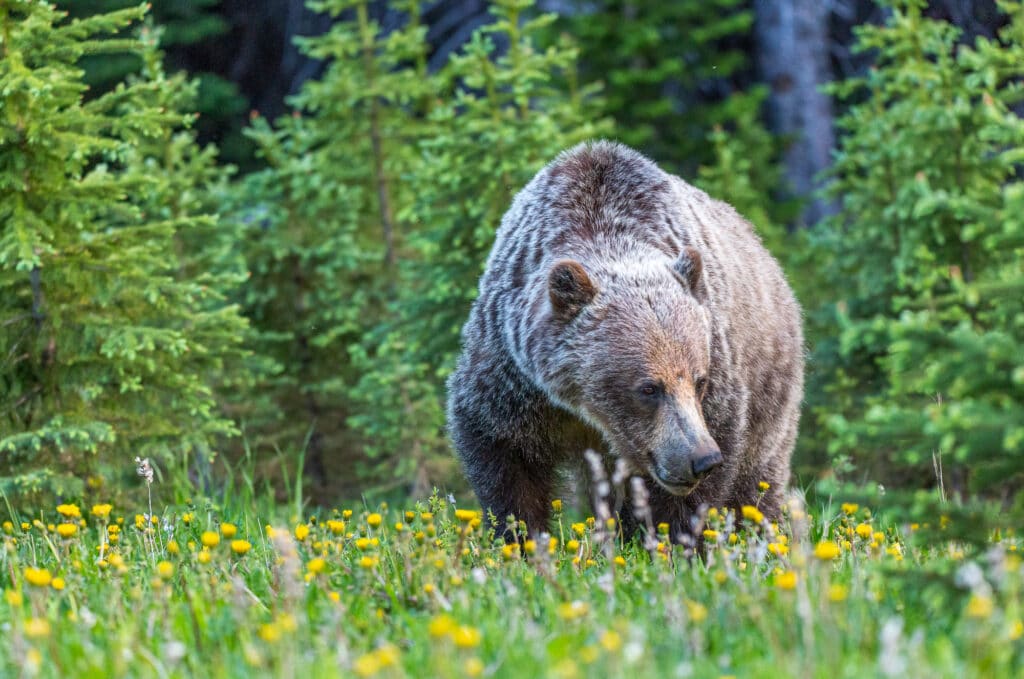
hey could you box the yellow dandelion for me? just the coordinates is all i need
[24,567,52,588]
[966,594,994,619]
[327,520,346,535]
[828,584,848,602]
[657,522,670,535]
[167,540,180,555]
[1008,619,1023,641]
[551,499,563,512]
[741,506,764,524]
[429,614,456,638]
[56,523,78,539]
[51,578,66,591]
[157,561,174,580]
[56,504,81,518]
[367,513,383,528]
[841,503,859,516]
[307,557,327,574]
[5,589,23,606]
[758,481,771,492]
[221,523,238,538]
[452,625,482,648]
[91,504,113,519]
[359,555,378,569]
[768,542,789,556]
[201,531,220,548]
[24,617,50,639]
[572,522,586,537]
[197,550,212,565]
[294,524,310,541]
[775,571,798,590]
[600,629,622,652]
[182,512,193,525]
[464,657,484,678]
[685,599,708,623]
[231,540,252,555]
[454,509,477,523]
[855,523,872,539]
[703,529,719,541]
[566,539,580,552]
[259,622,281,643]
[814,541,841,561]
[614,555,626,567]
[556,601,589,621]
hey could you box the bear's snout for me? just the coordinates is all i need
[652,439,722,494]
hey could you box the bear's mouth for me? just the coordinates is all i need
[649,468,701,496]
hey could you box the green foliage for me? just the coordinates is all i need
[230,0,608,493]
[814,0,1024,537]
[560,0,762,178]
[0,2,250,498]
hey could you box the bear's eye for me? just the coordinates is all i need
[695,376,709,396]
[637,381,662,398]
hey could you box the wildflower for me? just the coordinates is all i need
[24,617,50,639]
[327,520,345,535]
[5,590,23,606]
[359,556,378,569]
[524,540,537,555]
[614,556,626,567]
[702,529,719,541]
[259,623,282,643]
[197,551,211,565]
[308,558,327,574]
[343,510,353,519]
[551,499,563,513]
[966,594,994,619]
[855,523,872,539]
[157,561,174,580]
[452,625,482,648]
[501,544,518,561]
[57,523,78,539]
[355,537,372,551]
[728,533,739,545]
[600,630,622,652]
[231,540,252,556]
[56,504,81,518]
[294,524,310,541]
[775,571,798,590]
[91,504,113,519]
[221,523,238,538]
[20,523,28,531]
[2,522,11,534]
[768,542,789,556]
[566,539,580,552]
[167,540,180,555]
[201,531,220,548]
[841,503,859,516]
[657,522,669,535]
[828,584,848,602]
[429,614,456,637]
[454,509,477,523]
[51,578,66,591]
[741,506,764,524]
[24,567,52,588]
[572,522,586,537]
[814,541,841,561]
[556,601,589,621]
[758,481,770,492]
[685,600,708,623]
[367,513,383,528]
[1009,620,1023,641]
[464,658,484,678]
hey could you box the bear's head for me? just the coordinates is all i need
[548,247,722,494]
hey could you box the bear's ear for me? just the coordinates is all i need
[549,259,597,320]
[671,246,706,301]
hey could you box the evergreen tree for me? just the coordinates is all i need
[559,0,764,181]
[0,2,249,497]
[227,0,434,491]
[816,0,1024,534]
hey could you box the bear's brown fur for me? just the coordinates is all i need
[447,141,804,540]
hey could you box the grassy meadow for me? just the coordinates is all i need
[0,478,1020,678]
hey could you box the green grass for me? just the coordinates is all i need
[0,488,1020,678]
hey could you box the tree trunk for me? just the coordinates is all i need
[754,0,836,227]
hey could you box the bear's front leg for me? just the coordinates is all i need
[454,430,555,540]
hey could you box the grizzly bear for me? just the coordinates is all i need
[447,141,804,541]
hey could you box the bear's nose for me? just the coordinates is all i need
[691,449,723,478]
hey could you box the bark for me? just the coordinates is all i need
[754,0,836,227]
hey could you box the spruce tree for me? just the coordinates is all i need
[816,0,1024,536]
[0,2,249,497]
